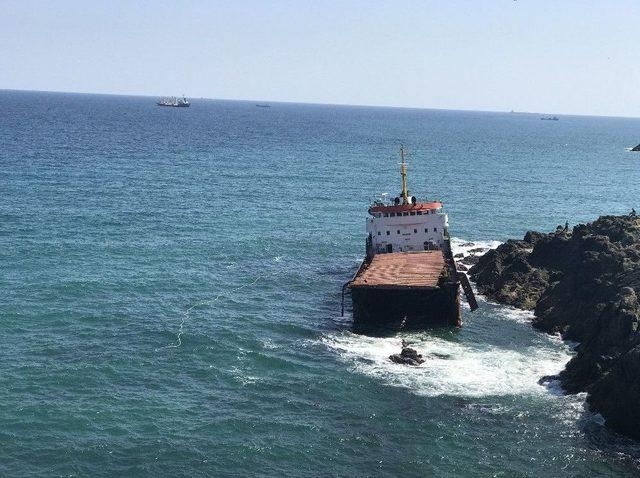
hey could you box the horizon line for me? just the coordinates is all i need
[3,87,640,121]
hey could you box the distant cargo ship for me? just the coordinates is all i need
[157,96,190,107]
[344,148,477,331]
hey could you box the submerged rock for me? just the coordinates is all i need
[469,214,640,439]
[389,347,426,366]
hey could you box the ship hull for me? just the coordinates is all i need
[350,282,461,333]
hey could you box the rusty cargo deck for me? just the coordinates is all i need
[347,250,461,330]
[349,251,448,289]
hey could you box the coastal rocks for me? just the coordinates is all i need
[459,254,481,267]
[469,214,640,439]
[389,346,426,366]
[469,238,549,309]
[588,344,640,438]
[631,143,640,152]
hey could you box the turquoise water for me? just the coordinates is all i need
[2,90,640,476]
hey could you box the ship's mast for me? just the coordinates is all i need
[400,146,409,205]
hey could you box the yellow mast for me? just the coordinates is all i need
[400,146,409,205]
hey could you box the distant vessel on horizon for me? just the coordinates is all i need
[255,104,271,108]
[541,115,559,121]
[157,96,190,107]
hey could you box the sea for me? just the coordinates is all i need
[2,89,640,477]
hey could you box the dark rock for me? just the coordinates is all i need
[588,344,640,439]
[469,238,548,309]
[389,347,426,366]
[454,253,464,258]
[460,254,480,266]
[524,230,546,245]
[457,263,468,272]
[632,143,640,152]
[469,214,640,439]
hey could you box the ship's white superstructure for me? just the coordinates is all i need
[365,147,448,255]
[366,203,448,253]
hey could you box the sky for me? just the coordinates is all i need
[2,0,640,116]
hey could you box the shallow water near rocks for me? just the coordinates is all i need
[2,90,640,476]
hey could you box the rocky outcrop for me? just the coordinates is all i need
[469,233,551,309]
[631,143,640,152]
[389,346,426,366]
[469,214,640,439]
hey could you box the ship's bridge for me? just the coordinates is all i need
[365,148,448,255]
[367,201,449,254]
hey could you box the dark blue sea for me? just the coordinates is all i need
[2,89,640,477]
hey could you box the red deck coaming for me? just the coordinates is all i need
[350,251,446,289]
[368,201,442,215]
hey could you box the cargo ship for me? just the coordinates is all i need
[344,148,477,331]
[157,96,190,107]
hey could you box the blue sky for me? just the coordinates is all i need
[2,0,639,116]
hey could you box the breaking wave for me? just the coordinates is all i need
[321,331,572,398]
[450,236,501,259]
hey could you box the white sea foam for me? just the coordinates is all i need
[492,305,536,324]
[450,236,501,259]
[322,331,572,398]
[260,338,280,350]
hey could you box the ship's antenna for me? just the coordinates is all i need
[400,145,409,205]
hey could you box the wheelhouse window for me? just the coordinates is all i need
[434,227,437,232]
[397,230,400,234]
[386,231,390,235]
[384,213,389,217]
[377,231,381,235]
[417,211,423,215]
[390,213,396,217]
[410,212,416,216]
[413,229,417,233]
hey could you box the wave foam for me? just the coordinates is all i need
[450,237,501,258]
[322,331,572,398]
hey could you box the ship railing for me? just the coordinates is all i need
[341,259,368,316]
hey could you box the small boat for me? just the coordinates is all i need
[157,95,190,107]
[255,104,271,108]
[541,116,559,121]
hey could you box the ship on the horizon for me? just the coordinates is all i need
[157,96,190,107]
[343,148,477,332]
[540,115,558,120]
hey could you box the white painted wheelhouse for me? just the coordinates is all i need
[365,148,449,256]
